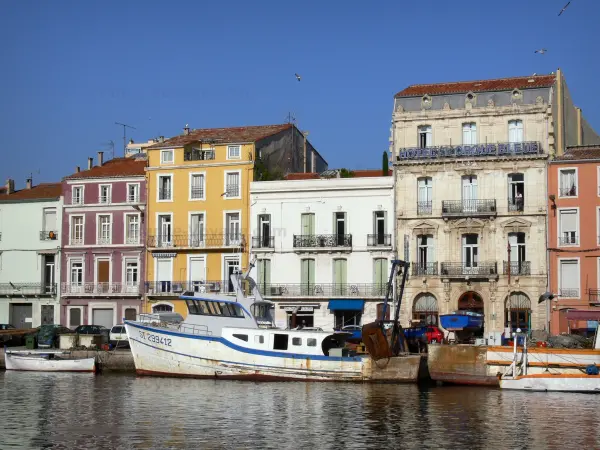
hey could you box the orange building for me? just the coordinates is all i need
[548,146,600,334]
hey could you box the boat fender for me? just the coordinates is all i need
[585,364,599,376]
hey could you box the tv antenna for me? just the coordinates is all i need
[115,122,136,157]
[102,140,116,160]
[285,112,296,124]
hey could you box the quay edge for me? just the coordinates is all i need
[427,344,500,386]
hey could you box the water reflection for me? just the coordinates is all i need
[1,373,599,449]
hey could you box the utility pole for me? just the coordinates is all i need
[115,122,136,157]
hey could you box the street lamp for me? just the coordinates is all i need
[538,291,560,334]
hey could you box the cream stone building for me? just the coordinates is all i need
[391,71,600,336]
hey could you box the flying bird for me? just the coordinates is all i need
[534,49,547,54]
[558,1,571,16]
[295,73,301,82]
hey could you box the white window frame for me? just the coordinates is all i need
[462,122,477,145]
[94,255,113,289]
[160,149,174,165]
[558,257,580,299]
[222,253,242,282]
[156,212,174,248]
[153,256,174,291]
[122,256,140,293]
[223,210,242,246]
[98,184,112,204]
[188,211,206,247]
[156,173,174,202]
[417,125,432,148]
[124,213,141,245]
[189,172,206,201]
[67,305,84,329]
[68,257,85,293]
[557,207,579,247]
[42,207,57,233]
[127,183,140,203]
[558,167,578,199]
[71,185,84,205]
[227,145,241,160]
[508,119,524,143]
[69,214,85,246]
[224,170,242,199]
[96,213,113,245]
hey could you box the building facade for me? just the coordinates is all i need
[0,179,62,327]
[144,124,326,318]
[391,72,599,336]
[248,172,394,330]
[60,153,147,329]
[548,146,600,334]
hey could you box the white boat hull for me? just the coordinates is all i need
[500,374,600,392]
[487,346,600,369]
[125,321,368,381]
[5,354,96,372]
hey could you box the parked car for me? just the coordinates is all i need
[74,325,109,335]
[37,324,73,349]
[109,325,129,347]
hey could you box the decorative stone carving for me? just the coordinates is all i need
[465,101,473,111]
[421,95,432,110]
[443,101,451,111]
[535,96,544,106]
[511,89,523,103]
[395,103,404,112]
[487,98,495,107]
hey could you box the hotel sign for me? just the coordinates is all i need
[397,141,542,160]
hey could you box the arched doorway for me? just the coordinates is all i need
[412,293,438,326]
[505,292,531,332]
[458,291,484,314]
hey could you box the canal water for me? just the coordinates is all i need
[1,373,599,449]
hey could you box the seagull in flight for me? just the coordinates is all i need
[295,73,301,82]
[534,48,547,54]
[558,1,571,16]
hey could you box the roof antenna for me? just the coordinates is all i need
[115,122,136,157]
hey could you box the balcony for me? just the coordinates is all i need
[417,201,432,215]
[441,199,497,218]
[97,237,111,245]
[396,141,543,162]
[367,234,391,247]
[40,230,58,241]
[412,262,438,276]
[440,262,498,278]
[252,236,274,249]
[61,283,142,296]
[258,283,386,298]
[293,234,352,250]
[0,283,57,296]
[588,289,600,305]
[127,194,140,203]
[503,261,531,276]
[559,234,578,246]
[190,187,204,200]
[184,149,215,161]
[147,233,245,249]
[158,188,172,201]
[559,288,579,298]
[146,280,235,296]
[507,197,524,212]
[125,236,140,245]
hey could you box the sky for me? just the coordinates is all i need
[1,0,599,187]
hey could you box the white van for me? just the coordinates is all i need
[109,325,129,348]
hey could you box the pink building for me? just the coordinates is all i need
[60,153,147,329]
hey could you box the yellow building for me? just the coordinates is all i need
[144,123,326,316]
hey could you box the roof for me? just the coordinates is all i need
[395,74,556,98]
[285,169,392,180]
[148,124,293,149]
[553,146,600,162]
[65,157,147,179]
[0,183,61,202]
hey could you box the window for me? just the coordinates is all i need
[373,258,388,295]
[371,211,388,245]
[462,123,477,145]
[233,334,249,342]
[307,338,317,347]
[225,212,241,245]
[559,259,580,298]
[292,337,302,346]
[160,150,174,164]
[508,173,524,212]
[507,233,528,275]
[257,259,271,294]
[559,209,578,245]
[334,212,347,246]
[418,125,432,148]
[153,304,173,313]
[257,214,272,248]
[157,215,172,247]
[127,183,140,203]
[190,174,205,200]
[225,172,240,198]
[508,120,523,144]
[417,177,432,215]
[227,145,241,159]
[125,260,139,291]
[190,214,204,247]
[413,294,438,326]
[72,186,83,205]
[333,259,347,295]
[273,334,289,350]
[125,214,139,245]
[462,234,478,271]
[462,175,478,212]
[97,215,111,245]
[158,175,172,201]
[99,185,111,204]
[559,169,577,197]
[42,208,57,236]
[254,335,265,344]
[300,259,315,295]
[70,260,83,287]
[43,255,55,294]
[69,308,82,328]
[301,213,315,236]
[416,235,435,275]
[70,216,84,245]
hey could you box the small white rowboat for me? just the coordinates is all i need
[5,349,96,373]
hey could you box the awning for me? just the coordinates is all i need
[328,300,365,311]
[565,309,600,321]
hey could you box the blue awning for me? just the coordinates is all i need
[328,300,365,311]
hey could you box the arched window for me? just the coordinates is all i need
[413,293,438,325]
[153,304,173,313]
[505,292,531,331]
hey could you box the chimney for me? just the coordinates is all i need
[75,166,80,173]
[5,179,14,194]
[97,151,104,166]
[88,157,93,170]
[184,125,190,135]
[26,178,32,189]
[159,136,165,143]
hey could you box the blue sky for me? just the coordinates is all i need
[1,0,599,187]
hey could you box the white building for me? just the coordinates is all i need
[249,171,395,330]
[0,179,62,327]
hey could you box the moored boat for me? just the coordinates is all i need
[5,349,96,373]
[439,311,484,331]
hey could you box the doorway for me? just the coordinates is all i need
[224,256,240,293]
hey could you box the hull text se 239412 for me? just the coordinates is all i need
[138,330,172,347]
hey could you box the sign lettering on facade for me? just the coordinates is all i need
[397,142,541,160]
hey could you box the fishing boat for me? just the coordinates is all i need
[439,311,484,331]
[4,349,96,372]
[500,330,600,392]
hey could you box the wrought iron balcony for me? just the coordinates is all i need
[440,262,498,277]
[588,289,600,305]
[442,199,497,217]
[508,197,524,212]
[158,188,171,200]
[559,288,579,298]
[40,230,58,241]
[258,283,386,298]
[367,234,391,247]
[147,233,245,249]
[252,236,274,249]
[61,283,141,296]
[190,187,204,199]
[0,283,57,296]
[411,262,438,276]
[559,234,578,246]
[184,149,215,161]
[293,234,352,249]
[559,186,577,197]
[503,261,531,276]
[146,280,236,296]
[417,201,432,215]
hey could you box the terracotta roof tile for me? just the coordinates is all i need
[395,74,555,98]
[554,146,600,161]
[149,124,293,149]
[65,157,146,179]
[0,183,61,202]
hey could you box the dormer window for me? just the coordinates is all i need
[511,89,523,102]
[465,91,476,106]
[421,95,432,110]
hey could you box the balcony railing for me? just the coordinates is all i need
[559,186,577,197]
[367,234,391,247]
[258,283,387,298]
[396,141,543,161]
[559,234,578,246]
[61,283,141,296]
[146,280,235,296]
[508,197,524,212]
[125,236,140,245]
[559,288,579,298]
[97,236,111,245]
[293,234,352,249]
[40,230,58,241]
[127,194,140,203]
[159,188,172,200]
[588,289,600,305]
[70,237,84,245]
[412,262,438,276]
[147,233,245,248]
[190,187,204,199]
[417,201,432,215]
[0,283,57,296]
[503,261,531,276]
[442,200,497,217]
[440,262,498,277]
[252,236,274,249]
[184,149,215,161]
